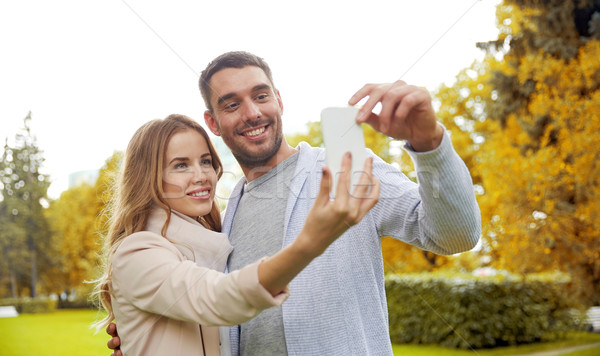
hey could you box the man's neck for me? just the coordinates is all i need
[241,144,298,182]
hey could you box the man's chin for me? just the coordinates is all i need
[232,151,274,169]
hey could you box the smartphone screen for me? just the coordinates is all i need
[320,106,368,196]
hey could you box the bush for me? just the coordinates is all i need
[0,297,58,313]
[385,272,587,349]
[57,298,95,309]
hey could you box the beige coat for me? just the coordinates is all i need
[111,208,288,356]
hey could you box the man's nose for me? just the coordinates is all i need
[241,100,261,121]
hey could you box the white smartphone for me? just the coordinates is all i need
[320,106,368,195]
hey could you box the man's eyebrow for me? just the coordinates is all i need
[252,84,271,92]
[216,84,272,106]
[217,93,235,106]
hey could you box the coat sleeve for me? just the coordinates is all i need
[112,232,289,326]
[371,128,481,255]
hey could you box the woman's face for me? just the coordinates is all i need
[162,129,217,219]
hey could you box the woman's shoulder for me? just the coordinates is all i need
[114,230,182,259]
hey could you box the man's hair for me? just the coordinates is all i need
[199,51,276,113]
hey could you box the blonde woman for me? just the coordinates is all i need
[94,114,379,356]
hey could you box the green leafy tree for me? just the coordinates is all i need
[0,113,51,298]
[0,200,27,298]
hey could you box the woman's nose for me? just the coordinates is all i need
[193,165,208,184]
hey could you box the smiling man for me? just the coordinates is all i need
[203,65,292,178]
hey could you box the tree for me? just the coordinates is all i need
[0,200,27,298]
[435,0,600,304]
[0,113,51,298]
[45,151,121,299]
[45,184,100,297]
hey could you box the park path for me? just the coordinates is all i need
[512,341,600,356]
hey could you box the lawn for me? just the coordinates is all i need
[1,309,599,356]
[392,332,600,355]
[0,308,108,356]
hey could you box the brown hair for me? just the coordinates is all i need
[92,114,223,331]
[199,51,276,113]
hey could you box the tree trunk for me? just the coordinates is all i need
[30,250,37,298]
[10,268,17,298]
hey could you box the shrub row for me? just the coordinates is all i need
[0,297,58,313]
[385,272,587,349]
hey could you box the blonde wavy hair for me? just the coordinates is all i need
[92,114,223,331]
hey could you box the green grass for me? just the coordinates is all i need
[561,347,600,356]
[1,309,599,356]
[0,308,108,356]
[392,332,600,355]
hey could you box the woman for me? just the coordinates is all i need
[93,114,379,355]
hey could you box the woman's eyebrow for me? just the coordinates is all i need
[168,156,189,165]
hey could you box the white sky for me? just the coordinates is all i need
[0,0,500,199]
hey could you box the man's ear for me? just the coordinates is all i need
[204,110,221,136]
[276,90,284,115]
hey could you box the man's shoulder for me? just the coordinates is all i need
[296,141,325,162]
[296,141,324,152]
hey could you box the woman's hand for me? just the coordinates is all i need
[298,152,380,257]
[257,152,379,296]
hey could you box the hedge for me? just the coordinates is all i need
[385,272,587,349]
[0,297,58,313]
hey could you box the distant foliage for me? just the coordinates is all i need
[0,297,57,313]
[45,152,121,300]
[0,113,51,298]
[435,0,600,304]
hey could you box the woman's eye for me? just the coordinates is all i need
[201,159,212,166]
[174,163,187,169]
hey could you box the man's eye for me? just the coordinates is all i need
[224,102,239,111]
[256,93,269,101]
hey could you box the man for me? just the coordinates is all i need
[108,51,480,355]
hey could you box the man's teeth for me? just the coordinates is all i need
[190,191,209,197]
[243,127,265,137]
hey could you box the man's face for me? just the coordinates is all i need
[204,66,284,169]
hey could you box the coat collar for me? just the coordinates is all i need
[146,207,233,271]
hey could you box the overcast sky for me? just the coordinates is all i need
[0,0,500,198]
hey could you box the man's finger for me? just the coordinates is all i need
[107,336,121,350]
[348,83,375,106]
